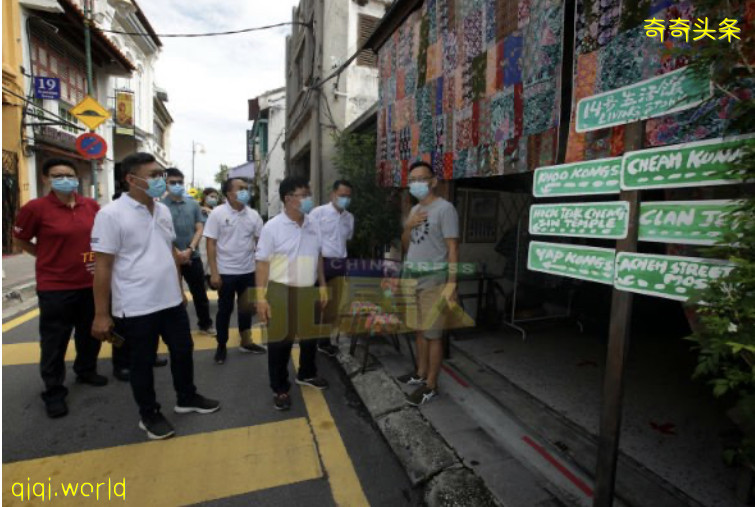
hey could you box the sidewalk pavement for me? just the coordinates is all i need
[2,253,37,318]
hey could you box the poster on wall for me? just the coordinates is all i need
[115,90,134,136]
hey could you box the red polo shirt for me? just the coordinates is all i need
[13,192,100,291]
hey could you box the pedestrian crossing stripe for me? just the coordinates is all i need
[2,418,322,505]
[1,328,263,367]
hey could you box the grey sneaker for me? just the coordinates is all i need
[138,412,175,440]
[200,326,217,336]
[295,377,329,390]
[406,385,437,406]
[397,372,426,385]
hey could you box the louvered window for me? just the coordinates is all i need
[356,14,379,67]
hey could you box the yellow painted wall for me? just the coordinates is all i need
[2,0,30,204]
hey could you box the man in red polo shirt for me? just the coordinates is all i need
[13,158,106,418]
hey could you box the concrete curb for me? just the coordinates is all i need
[2,281,37,318]
[334,344,502,506]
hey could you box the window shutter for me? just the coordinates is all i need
[356,14,379,67]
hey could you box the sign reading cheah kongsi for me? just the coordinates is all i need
[639,200,739,246]
[614,252,735,301]
[529,202,629,239]
[527,241,616,285]
[576,67,710,132]
[621,134,755,190]
[533,157,622,197]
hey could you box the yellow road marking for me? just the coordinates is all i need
[2,308,40,333]
[2,327,264,366]
[2,418,322,505]
[293,349,369,507]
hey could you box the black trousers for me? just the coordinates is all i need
[267,282,326,394]
[182,256,212,330]
[38,288,102,400]
[216,272,255,346]
[114,304,197,417]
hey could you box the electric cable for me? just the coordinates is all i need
[100,21,310,38]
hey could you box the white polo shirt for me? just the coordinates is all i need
[203,203,264,275]
[91,194,182,318]
[255,211,322,287]
[309,202,354,259]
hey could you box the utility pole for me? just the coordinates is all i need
[83,0,98,201]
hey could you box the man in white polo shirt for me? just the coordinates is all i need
[255,176,329,411]
[91,152,220,441]
[204,177,266,364]
[308,180,354,357]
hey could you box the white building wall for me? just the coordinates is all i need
[261,90,287,217]
[343,0,384,126]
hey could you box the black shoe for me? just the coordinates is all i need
[138,411,175,440]
[214,345,227,364]
[273,392,291,411]
[239,343,267,354]
[295,377,329,390]
[44,398,68,418]
[174,394,221,414]
[154,357,168,367]
[76,373,108,387]
[113,368,130,382]
[317,344,339,357]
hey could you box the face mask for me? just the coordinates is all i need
[51,177,78,194]
[168,183,184,196]
[409,182,430,200]
[300,196,315,214]
[206,197,218,207]
[336,196,351,210]
[133,176,167,198]
[236,190,250,205]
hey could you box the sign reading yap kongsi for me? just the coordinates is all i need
[527,241,616,285]
[529,202,629,239]
[576,66,711,133]
[533,157,622,197]
[621,134,755,190]
[614,252,736,301]
[639,200,740,246]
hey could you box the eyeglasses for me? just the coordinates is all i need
[407,177,433,184]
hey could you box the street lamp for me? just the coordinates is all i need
[191,140,205,188]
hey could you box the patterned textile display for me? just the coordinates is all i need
[376,0,565,186]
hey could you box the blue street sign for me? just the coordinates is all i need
[75,133,108,160]
[33,77,61,100]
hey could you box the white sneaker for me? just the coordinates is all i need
[200,326,217,336]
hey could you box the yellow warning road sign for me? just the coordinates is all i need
[70,95,111,130]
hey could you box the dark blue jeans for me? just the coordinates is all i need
[114,304,196,417]
[181,256,212,330]
[216,272,255,346]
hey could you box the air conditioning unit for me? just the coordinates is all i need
[19,0,63,13]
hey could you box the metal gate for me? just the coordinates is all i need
[3,150,20,254]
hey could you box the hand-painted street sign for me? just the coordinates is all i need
[75,133,108,160]
[528,241,616,285]
[529,202,629,239]
[621,134,755,190]
[70,95,110,130]
[639,200,740,246]
[533,157,622,197]
[576,66,710,132]
[33,77,60,100]
[614,252,735,301]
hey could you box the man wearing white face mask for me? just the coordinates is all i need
[308,180,354,356]
[14,158,105,419]
[204,177,266,364]
[161,168,214,336]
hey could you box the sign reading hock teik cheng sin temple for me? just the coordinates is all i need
[529,202,629,239]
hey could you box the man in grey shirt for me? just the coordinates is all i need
[399,161,460,406]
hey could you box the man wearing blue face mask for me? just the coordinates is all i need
[161,168,214,336]
[204,177,266,364]
[309,180,354,356]
[14,158,105,418]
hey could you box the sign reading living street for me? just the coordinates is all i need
[576,66,710,132]
[614,252,735,301]
[533,157,622,197]
[621,134,755,190]
[639,200,739,246]
[528,241,616,285]
[529,202,629,239]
